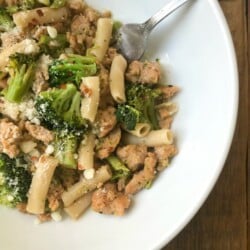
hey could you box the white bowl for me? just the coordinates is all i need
[0,1,238,249]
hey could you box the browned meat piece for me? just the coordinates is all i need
[47,181,64,212]
[71,15,91,34]
[98,65,114,107]
[95,106,117,138]
[116,145,148,172]
[125,152,157,195]
[157,106,174,129]
[85,7,100,23]
[25,121,54,144]
[159,85,180,99]
[0,119,22,158]
[58,168,80,190]
[0,78,7,89]
[1,29,25,48]
[68,11,97,54]
[37,213,51,222]
[102,47,118,68]
[126,61,161,84]
[16,203,27,213]
[96,127,121,159]
[154,145,178,171]
[91,183,131,216]
[159,116,173,129]
[67,0,86,12]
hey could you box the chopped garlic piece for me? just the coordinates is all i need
[45,145,54,155]
[51,211,62,222]
[47,26,57,39]
[84,168,95,180]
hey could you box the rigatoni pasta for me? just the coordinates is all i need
[13,7,69,29]
[62,165,112,207]
[77,133,95,170]
[109,54,127,103]
[26,155,59,214]
[89,18,113,61]
[80,76,100,123]
[123,129,174,147]
[64,192,93,219]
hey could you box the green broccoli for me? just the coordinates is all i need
[7,0,66,13]
[4,53,39,103]
[53,131,79,169]
[35,84,88,168]
[0,7,14,32]
[38,34,69,58]
[35,84,87,134]
[48,54,97,87]
[116,104,141,130]
[116,84,161,130]
[106,155,131,181]
[0,153,32,207]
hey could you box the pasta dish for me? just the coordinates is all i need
[0,0,178,222]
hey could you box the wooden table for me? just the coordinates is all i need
[164,1,249,249]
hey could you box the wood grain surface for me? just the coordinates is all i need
[164,1,249,249]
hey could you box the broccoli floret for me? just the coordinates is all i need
[118,84,161,130]
[38,34,69,58]
[6,0,65,12]
[53,131,78,169]
[116,104,141,130]
[35,84,88,169]
[48,54,97,87]
[35,83,88,134]
[0,153,32,207]
[50,0,66,8]
[0,7,14,32]
[106,155,131,181]
[4,53,39,103]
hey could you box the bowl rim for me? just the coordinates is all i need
[156,0,239,248]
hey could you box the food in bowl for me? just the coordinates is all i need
[0,0,178,222]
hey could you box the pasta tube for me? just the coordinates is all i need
[78,134,95,170]
[126,123,151,137]
[109,54,127,103]
[123,129,174,147]
[62,165,112,207]
[13,7,69,29]
[26,155,59,214]
[64,192,93,220]
[80,76,100,123]
[89,18,113,61]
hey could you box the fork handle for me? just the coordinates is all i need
[143,0,191,33]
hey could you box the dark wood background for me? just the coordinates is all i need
[164,1,249,249]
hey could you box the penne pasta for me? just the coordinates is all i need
[109,54,127,103]
[89,18,113,61]
[126,123,151,137]
[80,76,100,123]
[123,129,174,147]
[0,39,39,70]
[78,133,95,170]
[62,165,112,207]
[13,7,69,29]
[64,192,93,219]
[26,155,59,214]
